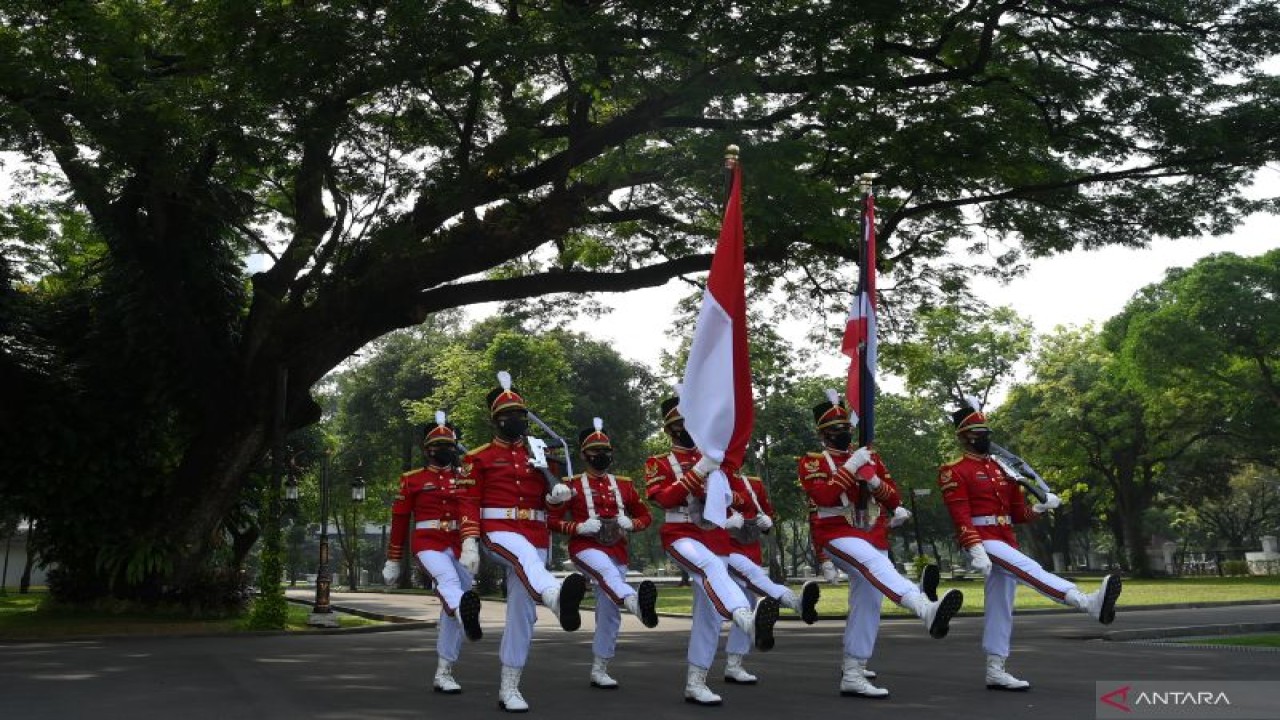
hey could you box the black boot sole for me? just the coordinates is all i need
[638,579,659,628]
[684,697,723,706]
[800,581,820,625]
[724,675,758,685]
[1098,574,1122,625]
[558,573,587,632]
[929,589,964,639]
[459,590,483,641]
[433,686,461,694]
[987,684,1032,692]
[754,596,781,651]
[920,563,941,602]
[498,701,529,713]
[840,690,890,699]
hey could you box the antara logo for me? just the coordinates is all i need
[1099,684,1232,712]
[1100,685,1132,713]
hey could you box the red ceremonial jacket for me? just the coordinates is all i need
[727,474,773,564]
[938,452,1038,549]
[798,447,901,552]
[387,465,479,559]
[644,446,732,555]
[458,437,565,549]
[550,471,653,564]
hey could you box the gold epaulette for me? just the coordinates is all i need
[805,451,825,459]
[615,475,633,483]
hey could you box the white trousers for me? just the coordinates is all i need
[981,539,1077,658]
[725,552,789,656]
[571,547,636,659]
[825,535,919,606]
[667,537,749,669]
[844,549,887,662]
[416,548,475,663]
[482,531,556,668]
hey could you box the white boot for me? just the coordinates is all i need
[626,579,660,627]
[498,665,529,712]
[590,656,618,689]
[904,588,963,639]
[1067,574,1122,624]
[840,656,889,698]
[985,654,1031,691]
[541,573,587,631]
[433,658,462,694]
[684,664,722,705]
[731,597,781,651]
[723,653,758,684]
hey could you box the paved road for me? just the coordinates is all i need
[2,597,1277,720]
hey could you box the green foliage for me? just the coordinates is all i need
[1222,560,1250,577]
[5,0,1280,606]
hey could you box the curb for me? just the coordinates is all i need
[284,597,435,629]
[1103,621,1280,642]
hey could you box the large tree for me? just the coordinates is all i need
[4,1,1279,599]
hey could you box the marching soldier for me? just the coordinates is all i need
[645,396,782,706]
[382,413,483,694]
[721,470,820,684]
[802,392,941,696]
[458,373,588,713]
[940,405,1122,691]
[550,418,660,689]
[800,393,965,698]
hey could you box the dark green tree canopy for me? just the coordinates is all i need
[4,0,1279,597]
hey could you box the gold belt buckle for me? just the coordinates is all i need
[517,508,531,521]
[998,516,1010,526]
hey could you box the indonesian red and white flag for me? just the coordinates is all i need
[842,192,877,445]
[679,162,754,527]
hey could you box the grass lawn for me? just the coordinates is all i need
[1170,634,1280,648]
[647,575,1280,617]
[0,590,378,640]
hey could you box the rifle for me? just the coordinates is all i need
[525,410,573,492]
[989,442,1052,505]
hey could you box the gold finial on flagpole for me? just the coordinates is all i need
[857,172,878,195]
[725,144,740,167]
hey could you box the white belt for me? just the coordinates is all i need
[971,515,1011,527]
[415,519,457,530]
[815,507,851,519]
[665,510,693,522]
[482,507,547,522]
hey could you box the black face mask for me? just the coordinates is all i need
[970,435,992,454]
[497,416,528,440]
[429,447,458,467]
[585,453,613,472]
[826,431,853,451]
[672,429,695,448]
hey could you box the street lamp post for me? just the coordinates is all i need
[293,451,364,627]
[908,487,932,559]
[348,468,366,591]
[309,452,339,628]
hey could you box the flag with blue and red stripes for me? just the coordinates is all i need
[841,192,877,446]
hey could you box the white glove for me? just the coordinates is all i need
[723,511,745,529]
[381,559,401,585]
[821,560,838,583]
[1032,492,1061,513]
[546,483,573,505]
[576,517,602,536]
[616,515,634,531]
[967,544,992,576]
[693,455,719,477]
[844,446,873,471]
[755,514,774,531]
[459,538,480,574]
[888,506,912,528]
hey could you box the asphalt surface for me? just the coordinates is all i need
[2,592,1278,720]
